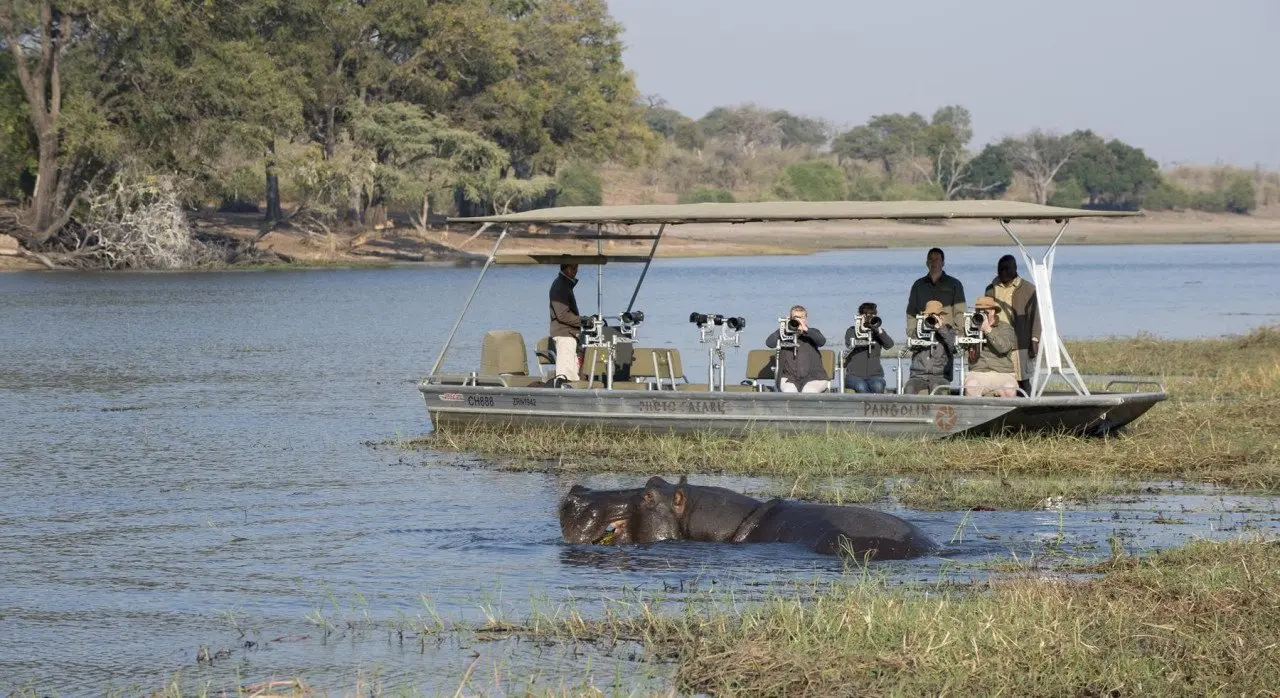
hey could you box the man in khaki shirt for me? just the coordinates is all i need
[984,255,1042,396]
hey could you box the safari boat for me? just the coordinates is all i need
[419,201,1167,438]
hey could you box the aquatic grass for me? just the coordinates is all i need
[526,538,1280,697]
[407,329,1280,504]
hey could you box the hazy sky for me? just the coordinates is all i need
[609,0,1279,167]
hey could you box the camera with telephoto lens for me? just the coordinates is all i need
[851,314,882,346]
[777,316,801,347]
[622,310,644,325]
[909,313,939,348]
[579,314,606,344]
[725,316,746,331]
[964,311,984,337]
[689,312,725,327]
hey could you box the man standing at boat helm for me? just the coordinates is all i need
[985,254,1041,396]
[905,247,965,339]
[549,263,582,382]
[964,295,1019,397]
[765,305,830,393]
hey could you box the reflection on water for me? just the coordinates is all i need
[1,245,1278,693]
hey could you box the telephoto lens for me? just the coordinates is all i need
[711,314,725,326]
[924,315,940,329]
[968,313,984,332]
[787,317,802,331]
[623,310,644,324]
[867,315,882,329]
[727,316,747,331]
[689,312,708,326]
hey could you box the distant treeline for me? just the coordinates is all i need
[631,101,1271,214]
[0,1,1271,268]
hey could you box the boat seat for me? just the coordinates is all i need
[820,349,837,380]
[742,349,777,391]
[722,385,755,393]
[481,330,530,376]
[675,383,711,392]
[535,336,556,376]
[501,375,544,388]
[630,348,686,389]
[608,381,650,390]
[581,346,636,387]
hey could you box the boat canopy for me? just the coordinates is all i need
[449,200,1140,226]
[494,254,653,265]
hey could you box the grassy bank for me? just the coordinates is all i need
[411,327,1280,508]
[546,538,1279,696]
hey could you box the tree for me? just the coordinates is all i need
[772,110,830,149]
[775,161,845,201]
[1055,132,1159,209]
[349,101,508,227]
[699,104,784,156]
[832,112,927,178]
[1004,130,1085,205]
[1,0,300,247]
[962,143,1013,199]
[905,105,975,200]
[1,0,76,240]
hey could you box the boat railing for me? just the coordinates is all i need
[1103,378,1167,394]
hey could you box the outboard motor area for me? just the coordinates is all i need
[690,312,746,391]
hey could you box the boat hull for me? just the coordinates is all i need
[418,382,1167,438]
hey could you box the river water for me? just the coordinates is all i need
[1,243,1278,694]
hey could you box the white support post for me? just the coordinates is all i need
[998,219,1089,398]
[429,223,503,376]
[596,223,603,314]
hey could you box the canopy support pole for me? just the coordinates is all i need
[626,224,665,313]
[998,219,1088,398]
[596,224,603,313]
[429,223,504,376]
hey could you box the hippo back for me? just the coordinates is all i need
[737,500,936,559]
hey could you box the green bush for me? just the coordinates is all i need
[1221,174,1257,214]
[846,176,887,201]
[554,162,603,207]
[775,161,845,201]
[1048,179,1086,208]
[678,187,735,204]
[1141,179,1189,210]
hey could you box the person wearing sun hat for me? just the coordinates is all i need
[964,295,1019,397]
[904,299,957,395]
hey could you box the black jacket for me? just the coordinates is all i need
[549,273,580,338]
[765,327,828,389]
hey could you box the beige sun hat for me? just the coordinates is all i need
[974,296,999,311]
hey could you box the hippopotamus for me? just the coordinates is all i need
[559,476,936,560]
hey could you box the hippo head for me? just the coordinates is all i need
[558,478,686,546]
[558,484,642,545]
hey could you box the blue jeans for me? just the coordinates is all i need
[844,375,887,393]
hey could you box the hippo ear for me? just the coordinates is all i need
[569,484,588,494]
[678,475,688,486]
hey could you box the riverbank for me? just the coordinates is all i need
[3,206,1279,271]
[532,538,1280,697]
[411,327,1280,510]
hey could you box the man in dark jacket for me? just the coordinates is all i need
[765,305,830,393]
[904,300,957,395]
[549,263,581,381]
[905,247,965,340]
[842,301,894,393]
[984,255,1041,396]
